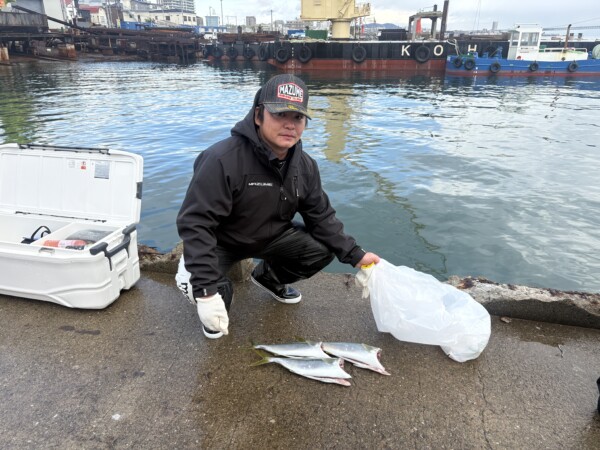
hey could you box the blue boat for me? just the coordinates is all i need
[446,24,600,77]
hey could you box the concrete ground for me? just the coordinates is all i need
[1,271,599,449]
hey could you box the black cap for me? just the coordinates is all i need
[258,74,311,119]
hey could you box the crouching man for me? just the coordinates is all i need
[176,74,379,338]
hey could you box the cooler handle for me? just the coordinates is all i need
[89,224,137,270]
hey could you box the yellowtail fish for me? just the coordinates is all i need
[252,341,330,359]
[251,350,352,386]
[321,342,390,376]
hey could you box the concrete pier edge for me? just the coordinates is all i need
[139,244,600,330]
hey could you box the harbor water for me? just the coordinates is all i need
[1,60,599,293]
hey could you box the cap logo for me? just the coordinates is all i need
[277,83,304,103]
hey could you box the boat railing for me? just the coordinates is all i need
[447,39,501,59]
[539,47,588,55]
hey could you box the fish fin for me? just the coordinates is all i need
[249,348,272,366]
[351,361,391,376]
[304,375,352,386]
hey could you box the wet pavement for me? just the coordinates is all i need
[1,271,599,449]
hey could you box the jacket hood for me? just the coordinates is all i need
[230,88,263,148]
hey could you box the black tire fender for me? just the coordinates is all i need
[529,62,539,72]
[490,62,501,73]
[258,45,269,61]
[227,46,238,60]
[275,46,290,63]
[351,45,367,63]
[414,45,431,63]
[452,56,463,68]
[464,59,475,70]
[298,45,312,63]
[212,46,223,59]
[243,47,255,60]
[567,61,579,72]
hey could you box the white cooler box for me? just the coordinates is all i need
[0,143,144,309]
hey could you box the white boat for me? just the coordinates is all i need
[446,24,600,76]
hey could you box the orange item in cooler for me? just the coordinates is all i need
[42,239,87,250]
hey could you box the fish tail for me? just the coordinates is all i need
[249,348,272,366]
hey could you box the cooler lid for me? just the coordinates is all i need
[0,143,143,224]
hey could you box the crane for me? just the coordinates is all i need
[300,0,370,39]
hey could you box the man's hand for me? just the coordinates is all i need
[196,293,229,335]
[355,253,380,299]
[355,252,381,268]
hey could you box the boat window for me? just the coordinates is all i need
[520,32,539,46]
[510,31,519,46]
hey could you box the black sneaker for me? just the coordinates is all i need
[251,273,302,304]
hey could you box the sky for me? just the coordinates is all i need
[196,0,600,35]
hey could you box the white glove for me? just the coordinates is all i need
[355,264,375,299]
[196,293,229,335]
[175,255,195,305]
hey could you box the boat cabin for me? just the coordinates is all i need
[507,24,588,62]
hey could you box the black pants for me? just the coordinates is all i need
[215,223,334,300]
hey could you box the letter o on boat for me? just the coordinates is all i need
[567,61,579,72]
[489,62,501,73]
[529,62,539,72]
[351,45,367,63]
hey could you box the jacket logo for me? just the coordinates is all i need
[277,83,303,103]
[248,182,273,187]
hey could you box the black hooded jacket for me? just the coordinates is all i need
[177,90,365,298]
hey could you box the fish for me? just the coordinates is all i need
[251,350,352,386]
[252,340,330,359]
[321,342,390,376]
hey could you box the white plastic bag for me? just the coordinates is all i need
[357,259,491,362]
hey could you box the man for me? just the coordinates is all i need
[176,74,380,338]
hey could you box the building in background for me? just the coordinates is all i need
[127,8,196,26]
[272,18,283,32]
[78,4,108,26]
[205,14,218,26]
[161,0,194,14]
[245,15,255,27]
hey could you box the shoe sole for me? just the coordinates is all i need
[203,326,224,339]
[251,276,302,304]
